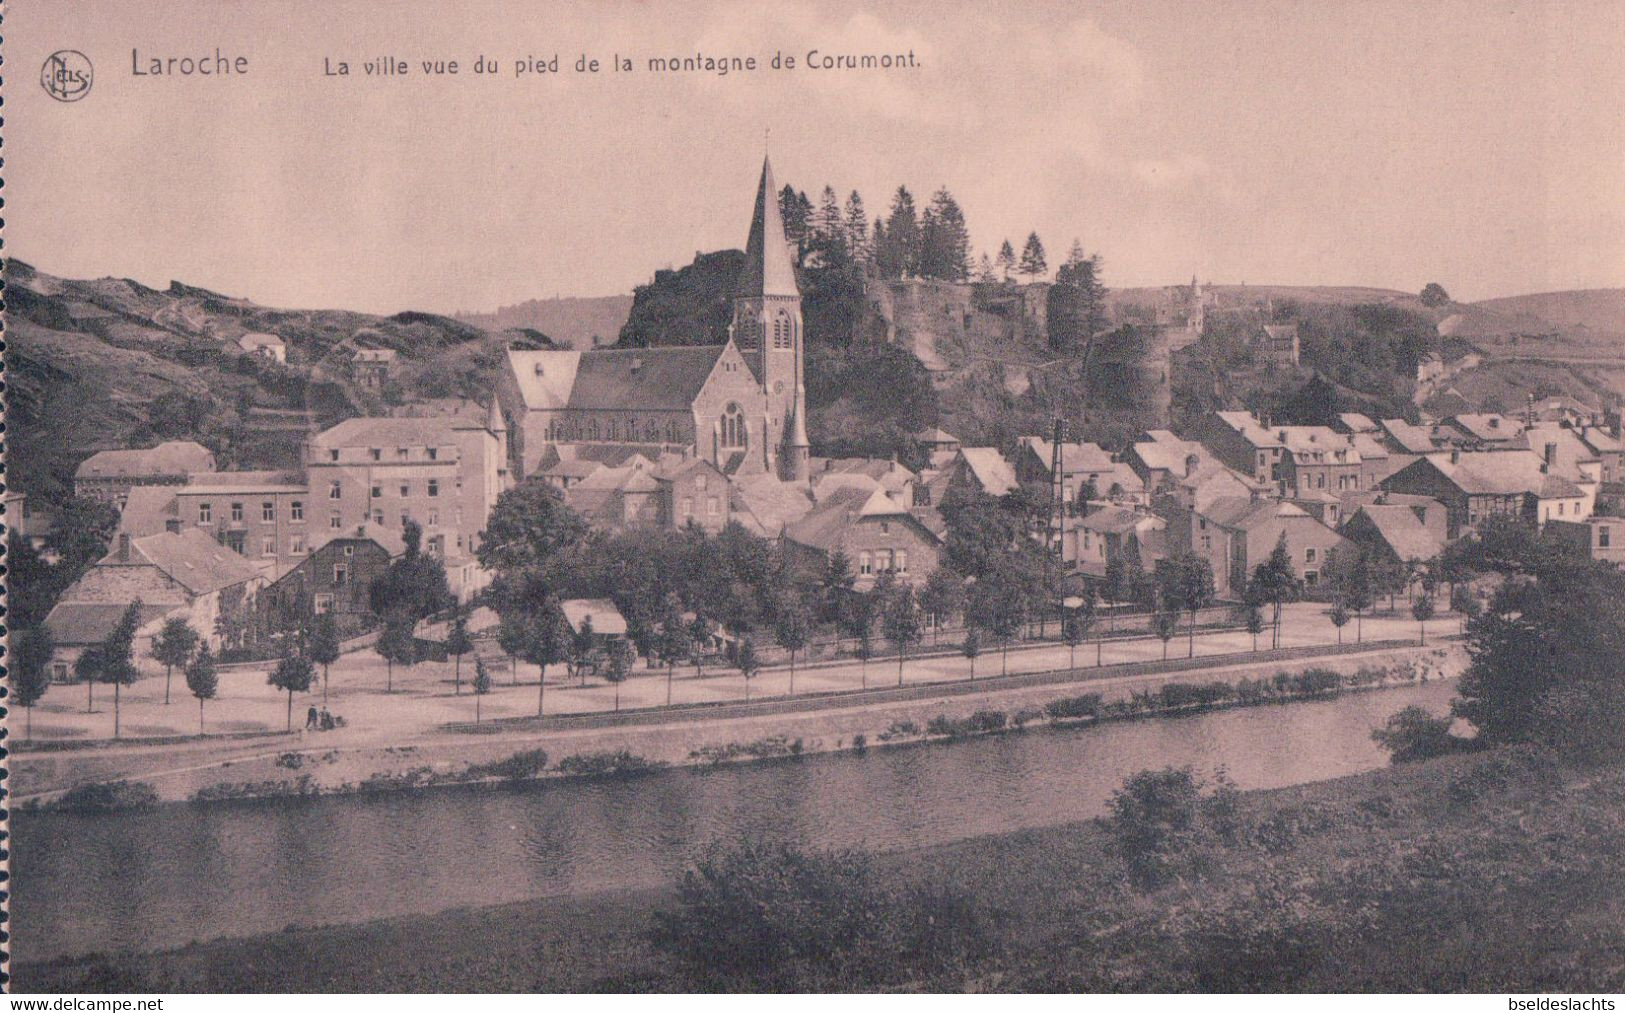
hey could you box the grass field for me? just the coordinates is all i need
[18,743,1625,993]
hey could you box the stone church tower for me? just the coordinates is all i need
[730,156,810,483]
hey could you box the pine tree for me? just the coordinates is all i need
[977,252,997,282]
[1018,232,1048,279]
[996,239,1017,281]
[779,184,807,248]
[816,185,844,247]
[843,191,870,264]
[880,186,920,279]
[921,188,970,281]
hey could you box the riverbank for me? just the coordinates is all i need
[20,744,1625,992]
[14,639,1463,807]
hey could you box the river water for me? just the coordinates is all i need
[10,679,1456,963]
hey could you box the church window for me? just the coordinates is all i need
[721,403,747,449]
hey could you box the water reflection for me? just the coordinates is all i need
[12,680,1455,962]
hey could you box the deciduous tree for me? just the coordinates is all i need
[151,617,200,707]
[186,642,219,735]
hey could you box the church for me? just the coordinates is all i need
[496,156,812,485]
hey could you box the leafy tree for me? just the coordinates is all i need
[995,239,1017,281]
[309,611,341,704]
[1105,767,1232,888]
[604,637,635,711]
[1245,605,1264,652]
[1451,583,1481,633]
[657,593,694,706]
[1411,592,1435,644]
[1419,282,1451,307]
[1158,553,1215,657]
[1018,232,1047,279]
[150,617,199,707]
[269,651,316,732]
[737,636,761,701]
[882,585,924,686]
[6,532,61,629]
[446,611,474,696]
[570,614,599,685]
[185,642,219,734]
[496,605,531,686]
[374,613,417,693]
[1151,604,1180,660]
[528,596,572,717]
[100,600,145,738]
[919,566,967,645]
[1063,595,1095,670]
[1248,534,1301,649]
[961,626,982,679]
[968,560,1031,675]
[773,597,812,694]
[1329,600,1350,644]
[476,478,589,575]
[75,644,104,714]
[12,626,56,741]
[45,496,121,577]
[472,656,492,724]
[1454,559,1625,749]
[688,613,715,677]
[368,519,453,632]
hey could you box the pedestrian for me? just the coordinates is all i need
[320,708,334,731]
[305,704,319,730]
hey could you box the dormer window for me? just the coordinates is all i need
[534,362,546,377]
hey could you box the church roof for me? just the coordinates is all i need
[506,345,728,413]
[734,156,800,299]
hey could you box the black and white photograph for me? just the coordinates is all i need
[3,0,1625,998]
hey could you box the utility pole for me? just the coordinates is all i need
[1043,417,1067,637]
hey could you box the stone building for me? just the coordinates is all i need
[74,440,217,506]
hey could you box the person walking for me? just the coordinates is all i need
[305,704,319,730]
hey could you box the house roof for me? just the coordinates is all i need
[44,602,182,647]
[178,470,307,494]
[310,416,466,449]
[1337,412,1378,433]
[505,345,728,413]
[307,521,407,557]
[914,427,960,445]
[1078,505,1163,535]
[108,528,265,595]
[560,598,629,636]
[1379,419,1438,454]
[1130,436,1211,475]
[1017,437,1117,476]
[76,441,215,481]
[1577,427,1624,455]
[1203,496,1312,531]
[1410,450,1569,497]
[1260,323,1299,342]
[237,332,285,350]
[733,156,800,299]
[1348,504,1444,563]
[1445,413,1526,442]
[956,448,1018,496]
[784,486,926,552]
[116,486,181,538]
[729,473,814,538]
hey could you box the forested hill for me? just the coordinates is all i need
[3,259,555,501]
[457,294,633,350]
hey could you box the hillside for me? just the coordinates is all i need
[2,260,549,501]
[1472,288,1625,338]
[457,294,633,350]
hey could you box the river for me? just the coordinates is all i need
[10,679,1456,964]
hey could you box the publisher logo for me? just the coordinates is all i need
[42,50,94,102]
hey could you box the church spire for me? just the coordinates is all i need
[735,155,800,298]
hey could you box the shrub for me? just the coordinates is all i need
[878,720,921,741]
[466,748,550,781]
[1159,681,1233,711]
[1292,668,1343,697]
[555,750,665,777]
[1011,707,1044,728]
[1103,767,1236,888]
[50,780,160,812]
[274,752,307,770]
[1371,706,1462,764]
[851,734,868,752]
[1044,693,1103,721]
[926,710,1007,738]
[649,838,989,990]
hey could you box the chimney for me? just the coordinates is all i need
[117,532,131,562]
[1544,442,1558,466]
[1450,449,1461,464]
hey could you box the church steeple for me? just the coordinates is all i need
[735,156,800,299]
[730,154,807,484]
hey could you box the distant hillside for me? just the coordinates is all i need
[458,294,632,350]
[1471,289,1625,338]
[3,259,549,500]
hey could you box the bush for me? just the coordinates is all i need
[50,779,160,812]
[1371,706,1462,764]
[1044,693,1103,721]
[878,720,921,741]
[555,750,665,777]
[649,838,989,990]
[926,710,1007,738]
[466,748,550,781]
[1159,681,1233,711]
[1103,767,1240,888]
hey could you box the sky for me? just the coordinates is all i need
[7,0,1625,314]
